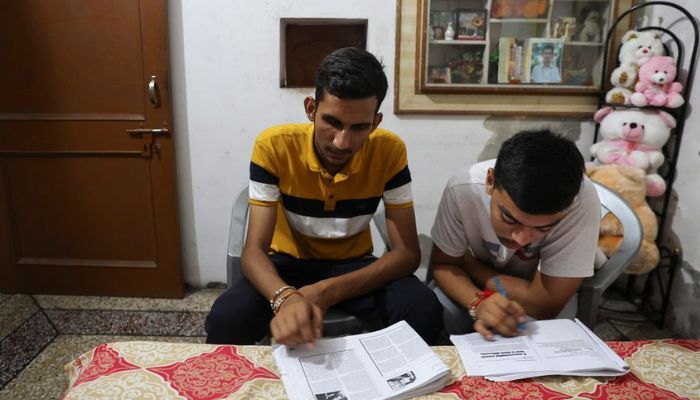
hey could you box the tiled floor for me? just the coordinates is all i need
[0,287,674,399]
[0,288,220,400]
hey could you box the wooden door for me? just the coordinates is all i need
[0,0,184,297]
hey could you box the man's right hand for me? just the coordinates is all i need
[472,294,526,340]
[269,293,323,349]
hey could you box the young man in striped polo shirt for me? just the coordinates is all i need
[206,48,443,347]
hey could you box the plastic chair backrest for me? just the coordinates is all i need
[371,206,431,282]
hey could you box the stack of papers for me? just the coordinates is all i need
[273,321,452,400]
[450,318,629,381]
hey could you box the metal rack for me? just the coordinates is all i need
[593,1,698,327]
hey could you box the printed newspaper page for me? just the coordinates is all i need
[450,318,628,381]
[273,320,451,400]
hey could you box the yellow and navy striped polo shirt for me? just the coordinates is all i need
[249,123,413,260]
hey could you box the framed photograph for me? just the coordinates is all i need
[526,38,564,84]
[550,17,577,41]
[561,45,597,86]
[456,9,487,40]
[430,10,453,40]
[427,65,451,84]
[575,5,603,43]
[446,49,484,83]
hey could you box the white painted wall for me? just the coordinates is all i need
[169,0,699,336]
[649,1,700,337]
[169,0,494,286]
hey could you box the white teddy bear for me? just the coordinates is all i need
[591,106,676,197]
[605,30,665,105]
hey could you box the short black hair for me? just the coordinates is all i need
[543,44,555,52]
[493,130,584,214]
[315,47,388,113]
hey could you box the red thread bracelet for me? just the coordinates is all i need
[468,289,494,320]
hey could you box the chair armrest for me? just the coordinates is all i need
[372,203,390,252]
[417,234,434,284]
[227,185,250,288]
[580,251,630,292]
[582,183,643,293]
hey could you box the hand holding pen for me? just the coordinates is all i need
[471,276,527,340]
[492,276,527,332]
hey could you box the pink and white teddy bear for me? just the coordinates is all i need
[591,106,676,197]
[630,56,684,108]
[605,30,665,105]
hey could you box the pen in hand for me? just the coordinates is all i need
[492,276,526,332]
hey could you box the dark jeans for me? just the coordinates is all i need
[205,253,443,345]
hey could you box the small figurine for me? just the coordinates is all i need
[445,22,455,40]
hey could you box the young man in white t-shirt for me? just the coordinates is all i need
[431,130,600,340]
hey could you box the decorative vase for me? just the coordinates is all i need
[445,22,455,40]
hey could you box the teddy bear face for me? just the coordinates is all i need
[598,109,671,149]
[619,30,665,65]
[638,56,677,84]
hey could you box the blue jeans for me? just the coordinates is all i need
[205,253,443,345]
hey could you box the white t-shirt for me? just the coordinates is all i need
[431,160,600,280]
[531,64,561,83]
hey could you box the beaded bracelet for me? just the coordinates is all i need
[269,285,296,314]
[468,289,494,320]
[270,285,295,302]
[271,289,302,315]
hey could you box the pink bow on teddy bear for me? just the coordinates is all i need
[630,56,684,108]
[602,138,658,167]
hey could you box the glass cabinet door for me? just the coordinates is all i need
[420,0,614,93]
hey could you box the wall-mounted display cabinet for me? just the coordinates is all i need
[394,0,633,115]
[419,0,615,93]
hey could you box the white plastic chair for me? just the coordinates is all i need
[226,185,383,338]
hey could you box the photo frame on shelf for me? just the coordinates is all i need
[456,9,487,40]
[433,25,445,40]
[430,10,453,40]
[575,5,603,43]
[527,38,564,84]
[446,48,484,83]
[427,65,451,83]
[561,45,597,86]
[550,17,577,41]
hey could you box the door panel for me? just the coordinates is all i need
[0,0,183,297]
[0,0,145,117]
[5,156,156,262]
